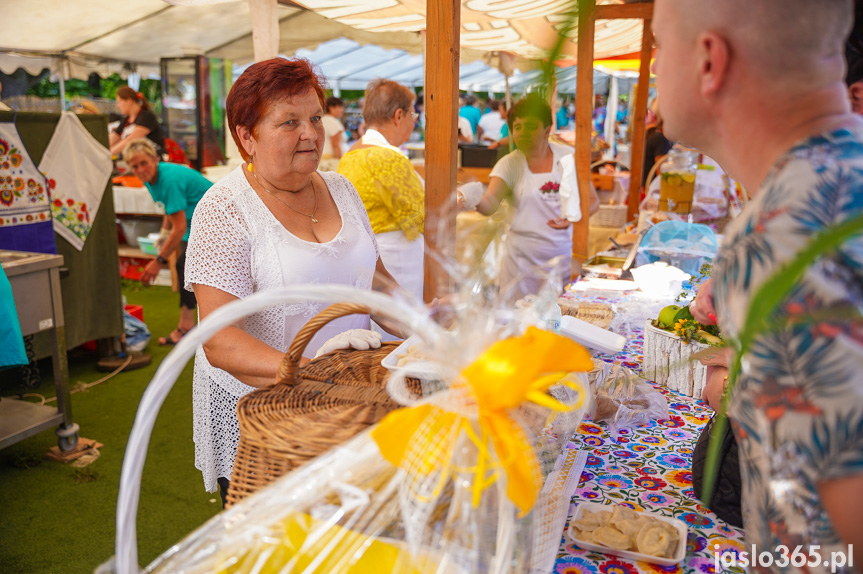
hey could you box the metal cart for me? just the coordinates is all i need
[0,250,78,451]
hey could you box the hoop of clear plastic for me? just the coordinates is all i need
[105,259,591,574]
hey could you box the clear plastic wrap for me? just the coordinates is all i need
[106,227,601,574]
[143,347,591,574]
[588,363,669,439]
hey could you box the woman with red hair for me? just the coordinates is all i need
[109,86,164,156]
[184,58,401,506]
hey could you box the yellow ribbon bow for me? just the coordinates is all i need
[372,326,593,515]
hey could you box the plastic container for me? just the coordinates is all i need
[380,335,441,381]
[137,237,158,255]
[568,501,688,566]
[559,315,626,356]
[118,218,161,248]
[630,262,690,298]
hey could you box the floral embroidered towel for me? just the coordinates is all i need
[39,112,113,251]
[0,122,56,253]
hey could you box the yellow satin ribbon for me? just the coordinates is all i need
[219,512,434,573]
[372,326,593,515]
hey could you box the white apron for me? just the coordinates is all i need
[360,129,426,340]
[499,163,571,299]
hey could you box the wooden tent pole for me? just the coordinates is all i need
[423,0,460,301]
[249,0,279,61]
[572,0,596,274]
[627,18,654,221]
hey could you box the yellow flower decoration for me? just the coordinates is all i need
[372,327,593,515]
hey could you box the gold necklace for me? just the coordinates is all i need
[254,172,319,223]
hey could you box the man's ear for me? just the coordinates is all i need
[850,82,863,114]
[698,32,730,97]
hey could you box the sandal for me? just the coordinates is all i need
[158,328,188,346]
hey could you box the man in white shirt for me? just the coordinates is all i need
[477,100,506,143]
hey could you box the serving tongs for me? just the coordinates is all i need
[619,222,653,280]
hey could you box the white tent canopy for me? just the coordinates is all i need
[0,0,428,81]
[1,0,646,82]
[291,0,646,60]
[285,38,612,94]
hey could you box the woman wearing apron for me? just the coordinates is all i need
[473,95,599,299]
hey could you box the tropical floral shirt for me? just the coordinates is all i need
[713,128,863,573]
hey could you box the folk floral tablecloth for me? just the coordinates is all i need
[552,290,745,574]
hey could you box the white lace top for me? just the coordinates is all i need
[185,166,379,492]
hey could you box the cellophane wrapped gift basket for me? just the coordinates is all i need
[105,262,594,574]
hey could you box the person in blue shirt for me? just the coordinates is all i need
[123,138,211,345]
[556,100,570,130]
[459,94,482,137]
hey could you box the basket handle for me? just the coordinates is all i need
[275,302,374,386]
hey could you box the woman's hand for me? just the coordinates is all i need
[547,217,571,229]
[690,277,718,325]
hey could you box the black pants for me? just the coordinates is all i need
[217,477,230,509]
[176,241,197,310]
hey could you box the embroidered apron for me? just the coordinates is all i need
[0,122,56,253]
[499,162,571,299]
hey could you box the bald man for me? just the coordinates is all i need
[654,0,863,566]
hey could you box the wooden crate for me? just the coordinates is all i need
[642,321,708,398]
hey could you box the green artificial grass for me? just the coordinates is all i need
[0,282,220,574]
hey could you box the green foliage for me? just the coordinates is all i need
[27,74,161,110]
[651,263,722,345]
[675,262,712,303]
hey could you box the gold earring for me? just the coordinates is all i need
[247,160,254,173]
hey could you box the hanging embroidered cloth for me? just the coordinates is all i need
[0,122,56,253]
[39,112,113,251]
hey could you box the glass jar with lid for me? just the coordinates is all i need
[658,145,699,213]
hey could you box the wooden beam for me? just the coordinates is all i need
[424,0,459,301]
[627,18,654,221]
[572,0,596,273]
[249,0,279,62]
[594,2,654,21]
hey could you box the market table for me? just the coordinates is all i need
[552,288,746,574]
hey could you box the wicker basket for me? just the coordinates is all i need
[228,303,421,507]
[589,204,629,228]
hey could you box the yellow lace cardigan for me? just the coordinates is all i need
[337,146,425,241]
